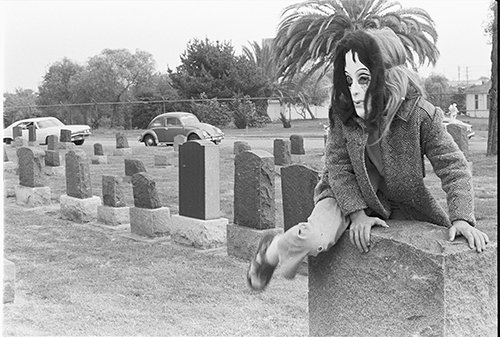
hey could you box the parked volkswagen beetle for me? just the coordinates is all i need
[138,112,224,146]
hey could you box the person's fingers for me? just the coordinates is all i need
[374,218,388,228]
[362,225,370,252]
[448,226,457,241]
[349,227,355,247]
[353,228,363,252]
[474,231,486,253]
[483,232,490,244]
[463,231,475,250]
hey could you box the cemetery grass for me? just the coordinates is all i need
[3,118,497,336]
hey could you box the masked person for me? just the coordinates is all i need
[247,28,489,291]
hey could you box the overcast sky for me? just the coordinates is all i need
[0,0,494,94]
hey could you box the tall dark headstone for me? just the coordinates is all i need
[28,125,36,142]
[290,134,305,155]
[16,147,45,187]
[102,175,126,207]
[273,138,292,166]
[65,149,92,199]
[116,132,129,149]
[47,135,59,150]
[179,140,220,220]
[446,124,470,160]
[44,150,60,167]
[4,146,8,162]
[94,143,104,156]
[60,129,72,142]
[281,164,320,231]
[234,150,275,229]
[132,173,161,209]
[124,159,147,177]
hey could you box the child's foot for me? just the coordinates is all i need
[247,233,278,291]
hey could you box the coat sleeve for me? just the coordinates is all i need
[420,105,476,226]
[314,114,368,216]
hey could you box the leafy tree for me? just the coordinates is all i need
[37,57,84,123]
[3,89,41,126]
[190,93,232,127]
[273,0,439,81]
[423,74,450,109]
[487,0,497,156]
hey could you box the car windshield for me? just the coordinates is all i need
[37,118,64,128]
[180,115,200,126]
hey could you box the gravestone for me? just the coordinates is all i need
[94,143,104,156]
[227,150,281,260]
[290,134,305,155]
[233,141,251,156]
[60,149,101,222]
[65,150,92,199]
[446,124,470,160]
[129,172,171,237]
[113,132,132,156]
[44,150,60,167]
[12,126,22,139]
[172,140,227,249]
[281,164,319,231]
[91,143,108,164]
[97,175,129,226]
[44,149,64,176]
[179,140,220,220]
[4,146,8,162]
[273,138,292,166]
[173,135,187,152]
[17,147,45,187]
[28,125,36,145]
[58,129,74,150]
[124,159,147,183]
[14,147,51,207]
[309,221,497,337]
[47,135,59,151]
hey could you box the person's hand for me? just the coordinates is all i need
[349,209,388,253]
[449,220,489,253]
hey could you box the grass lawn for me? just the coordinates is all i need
[2,117,497,336]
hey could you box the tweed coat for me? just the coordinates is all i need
[314,94,475,228]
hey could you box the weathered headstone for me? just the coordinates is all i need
[44,150,60,167]
[125,159,147,177]
[14,147,51,207]
[60,150,101,222]
[233,141,251,156]
[4,146,8,162]
[97,175,129,226]
[60,129,72,142]
[227,149,281,260]
[47,135,59,151]
[446,124,470,160]
[309,221,497,337]
[91,143,108,164]
[113,132,132,156]
[281,164,319,231]
[132,173,161,209]
[94,143,104,156]
[290,134,305,155]
[12,126,22,139]
[65,149,92,199]
[173,135,187,152]
[17,147,45,187]
[234,150,275,229]
[172,140,227,249]
[28,125,36,144]
[273,138,292,166]
[129,173,171,237]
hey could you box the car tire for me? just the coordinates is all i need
[144,135,157,146]
[73,139,85,146]
[188,134,201,141]
[4,138,12,145]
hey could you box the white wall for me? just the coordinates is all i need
[465,93,489,118]
[266,100,329,121]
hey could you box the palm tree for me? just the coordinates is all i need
[273,0,439,81]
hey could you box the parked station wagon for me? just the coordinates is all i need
[138,112,224,146]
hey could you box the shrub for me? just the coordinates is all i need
[230,96,268,129]
[190,94,232,127]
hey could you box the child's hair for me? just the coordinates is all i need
[330,28,424,140]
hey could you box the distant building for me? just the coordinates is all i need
[464,79,491,118]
